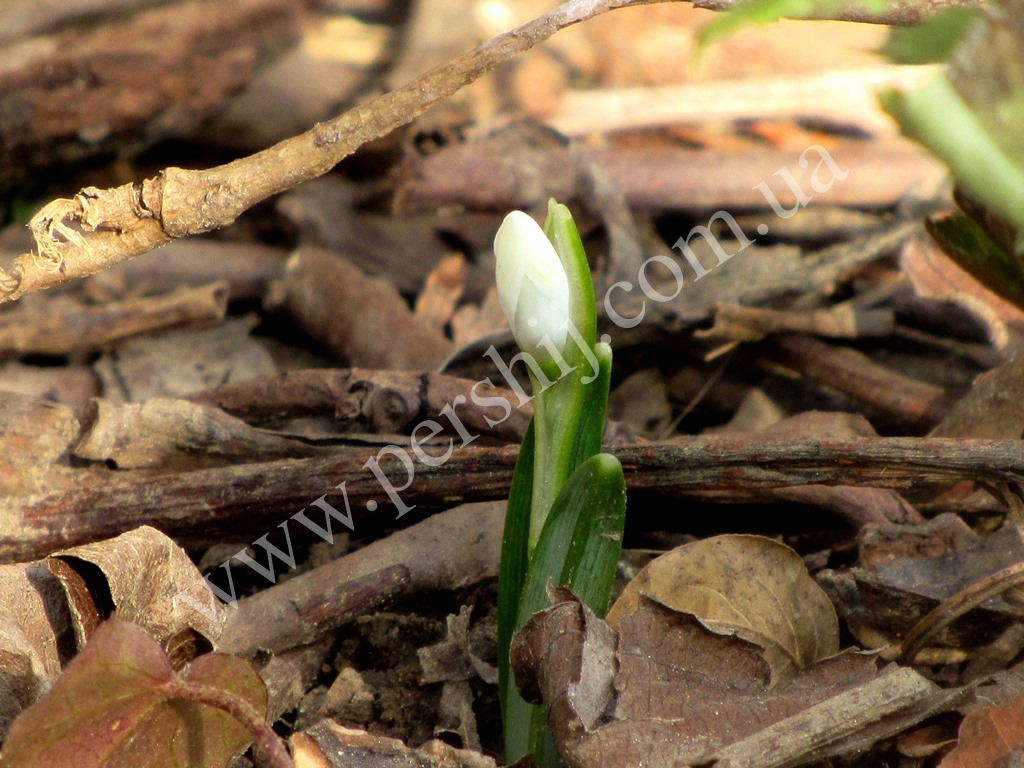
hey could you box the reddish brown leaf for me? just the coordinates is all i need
[1,618,266,768]
[940,693,1024,768]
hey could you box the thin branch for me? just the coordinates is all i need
[0,0,662,304]
[3,436,1024,562]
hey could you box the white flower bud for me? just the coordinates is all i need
[494,211,571,362]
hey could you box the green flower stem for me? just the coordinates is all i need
[527,365,581,549]
[882,74,1024,243]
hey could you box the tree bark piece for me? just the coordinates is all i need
[265,247,452,370]
[4,436,1024,562]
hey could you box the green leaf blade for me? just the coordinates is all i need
[881,7,981,64]
[497,419,535,721]
[504,452,627,764]
[696,0,887,49]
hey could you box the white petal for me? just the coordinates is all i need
[494,211,570,361]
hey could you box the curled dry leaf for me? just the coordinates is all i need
[1,618,267,768]
[606,534,839,683]
[0,526,220,737]
[900,231,1024,351]
[0,563,69,738]
[513,589,949,768]
[47,526,225,657]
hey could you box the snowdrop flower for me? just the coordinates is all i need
[494,211,571,363]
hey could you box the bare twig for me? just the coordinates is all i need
[218,502,505,658]
[547,66,940,137]
[1,0,664,304]
[899,560,1024,664]
[4,436,1024,562]
[396,138,946,214]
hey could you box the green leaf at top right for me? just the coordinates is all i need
[881,7,981,64]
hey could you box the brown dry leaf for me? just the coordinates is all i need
[0,562,69,738]
[94,316,278,402]
[607,369,672,439]
[512,589,949,768]
[931,355,1024,439]
[292,721,497,768]
[606,534,839,683]
[415,253,470,334]
[47,526,225,659]
[939,693,1024,768]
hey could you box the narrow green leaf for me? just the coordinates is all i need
[926,211,1024,310]
[697,0,887,49]
[497,419,535,720]
[881,7,980,64]
[519,453,626,623]
[504,452,627,764]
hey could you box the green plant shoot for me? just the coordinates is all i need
[493,200,626,767]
